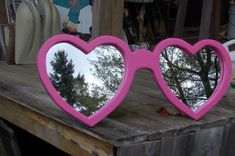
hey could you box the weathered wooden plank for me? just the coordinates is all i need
[0,64,196,144]
[0,26,6,59]
[0,62,196,141]
[219,124,232,156]
[113,96,201,141]
[111,0,124,37]
[172,133,194,156]
[2,24,15,64]
[0,63,148,144]
[92,0,124,38]
[117,133,194,156]
[174,0,189,37]
[0,1,8,24]
[189,127,224,156]
[160,133,194,156]
[116,140,161,156]
[123,88,235,134]
[0,75,153,145]
[92,0,111,37]
[0,61,235,150]
[160,136,174,156]
[199,0,213,39]
[0,81,145,145]
[210,0,221,40]
[220,123,235,156]
[0,97,114,156]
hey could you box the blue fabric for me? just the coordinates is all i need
[53,0,71,8]
[80,0,89,8]
[67,3,81,23]
[53,0,89,24]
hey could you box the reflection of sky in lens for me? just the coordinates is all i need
[46,43,124,92]
[46,43,102,86]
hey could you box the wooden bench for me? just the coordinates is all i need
[0,60,235,155]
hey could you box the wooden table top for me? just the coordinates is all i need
[0,61,235,155]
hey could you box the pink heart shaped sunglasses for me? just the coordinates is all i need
[37,34,232,127]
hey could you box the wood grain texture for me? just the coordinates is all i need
[160,133,194,156]
[92,0,124,38]
[174,0,189,38]
[219,124,231,156]
[0,61,235,155]
[199,0,213,39]
[220,123,235,156]
[0,96,114,156]
[3,24,15,64]
[0,0,8,24]
[116,140,161,156]
[189,127,224,156]
[210,0,221,40]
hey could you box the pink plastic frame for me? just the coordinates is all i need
[37,34,232,127]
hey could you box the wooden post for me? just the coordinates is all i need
[199,0,213,39]
[0,25,6,59]
[174,0,189,38]
[210,0,221,40]
[3,24,15,64]
[0,0,8,24]
[92,0,124,38]
[138,4,146,42]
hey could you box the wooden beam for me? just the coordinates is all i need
[220,123,235,156]
[0,0,8,24]
[190,127,224,156]
[92,0,124,38]
[2,24,15,64]
[174,0,189,38]
[210,0,221,40]
[199,0,213,39]
[0,25,6,59]
[0,96,114,156]
[116,140,161,156]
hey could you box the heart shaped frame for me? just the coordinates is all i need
[37,34,232,126]
[154,38,232,120]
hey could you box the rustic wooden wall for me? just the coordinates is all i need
[116,123,235,156]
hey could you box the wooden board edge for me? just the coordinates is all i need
[0,96,115,156]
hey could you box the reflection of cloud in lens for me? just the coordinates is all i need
[46,43,124,96]
[46,43,102,87]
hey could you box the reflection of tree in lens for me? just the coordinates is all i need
[49,50,107,116]
[73,74,107,116]
[49,50,77,105]
[89,45,125,99]
[160,47,220,111]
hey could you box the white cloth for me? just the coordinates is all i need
[77,5,92,34]
[54,4,92,34]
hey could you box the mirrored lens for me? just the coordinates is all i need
[160,46,221,111]
[46,43,125,116]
